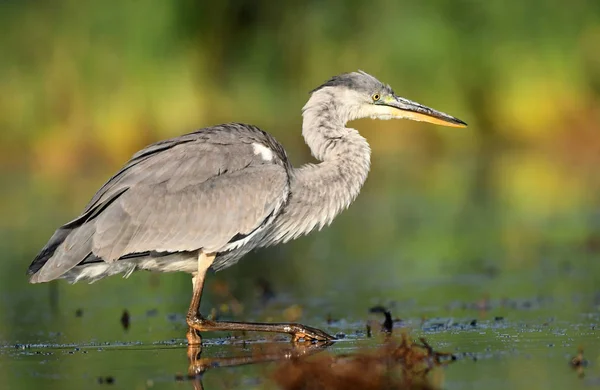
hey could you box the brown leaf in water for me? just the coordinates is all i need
[273,332,455,390]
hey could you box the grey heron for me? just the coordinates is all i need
[28,71,466,343]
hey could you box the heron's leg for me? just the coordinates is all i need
[186,251,216,346]
[185,252,334,342]
[185,253,334,342]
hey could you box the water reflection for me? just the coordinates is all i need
[179,327,458,389]
[184,341,332,389]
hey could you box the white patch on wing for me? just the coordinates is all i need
[252,143,274,162]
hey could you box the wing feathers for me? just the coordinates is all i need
[91,165,288,260]
[30,125,290,282]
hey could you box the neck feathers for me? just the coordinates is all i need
[263,89,371,245]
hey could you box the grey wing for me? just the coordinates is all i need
[93,161,289,259]
[30,133,290,283]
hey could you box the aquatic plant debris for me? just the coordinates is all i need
[570,346,588,378]
[97,376,115,385]
[273,332,456,390]
[120,310,130,331]
[369,305,394,333]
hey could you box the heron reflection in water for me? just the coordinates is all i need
[28,71,467,344]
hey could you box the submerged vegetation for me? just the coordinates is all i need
[273,333,455,390]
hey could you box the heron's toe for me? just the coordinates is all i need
[292,324,336,342]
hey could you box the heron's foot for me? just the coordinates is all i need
[288,323,336,342]
[186,314,336,342]
[186,326,202,346]
[187,314,211,331]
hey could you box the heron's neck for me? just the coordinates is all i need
[264,93,371,245]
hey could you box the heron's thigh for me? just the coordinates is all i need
[198,251,216,274]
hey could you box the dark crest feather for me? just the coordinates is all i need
[310,70,393,95]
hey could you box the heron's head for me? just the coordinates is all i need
[306,70,467,128]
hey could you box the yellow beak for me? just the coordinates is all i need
[385,96,467,128]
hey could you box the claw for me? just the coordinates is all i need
[291,324,336,342]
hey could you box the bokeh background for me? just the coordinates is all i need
[2,1,600,388]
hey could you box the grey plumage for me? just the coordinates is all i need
[312,70,394,96]
[28,71,466,284]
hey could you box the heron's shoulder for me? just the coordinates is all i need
[192,123,290,167]
[129,123,290,170]
[191,122,280,144]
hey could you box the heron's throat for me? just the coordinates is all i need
[301,91,359,161]
[299,90,371,189]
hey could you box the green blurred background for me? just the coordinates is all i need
[1,0,600,388]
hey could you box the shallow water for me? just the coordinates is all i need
[2,252,599,389]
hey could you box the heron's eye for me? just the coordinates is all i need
[372,93,381,102]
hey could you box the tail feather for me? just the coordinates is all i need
[29,185,130,283]
[28,223,95,284]
[27,228,71,276]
